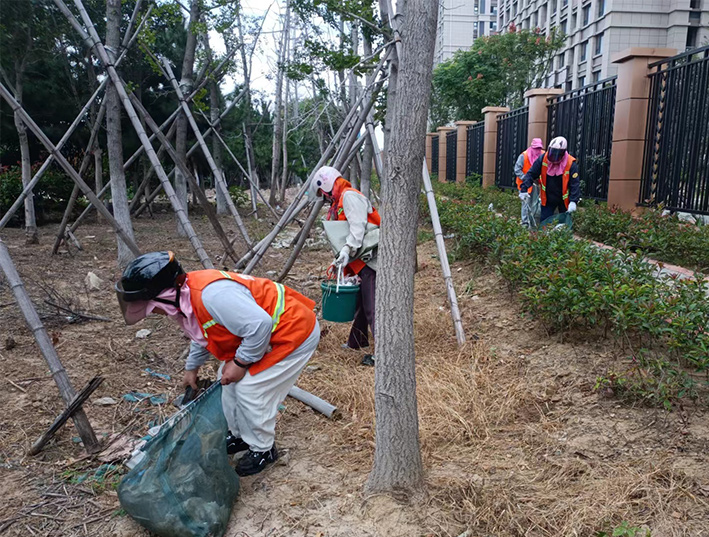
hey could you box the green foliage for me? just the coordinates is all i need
[431,28,565,126]
[228,185,249,208]
[575,203,709,272]
[0,164,78,224]
[429,182,709,409]
[596,521,651,537]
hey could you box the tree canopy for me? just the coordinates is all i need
[431,26,565,127]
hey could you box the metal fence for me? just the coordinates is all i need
[466,122,484,181]
[495,106,529,189]
[431,135,439,176]
[547,77,616,201]
[640,45,709,215]
[446,130,457,182]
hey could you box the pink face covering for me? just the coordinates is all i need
[124,285,207,346]
[546,151,569,177]
[526,138,544,165]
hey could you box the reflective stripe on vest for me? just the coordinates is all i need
[201,281,286,338]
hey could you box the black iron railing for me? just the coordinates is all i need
[431,135,439,176]
[640,45,709,215]
[547,77,616,201]
[496,106,529,189]
[446,130,457,182]
[466,122,484,181]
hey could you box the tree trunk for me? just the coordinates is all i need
[204,34,227,215]
[270,1,290,206]
[278,19,292,203]
[105,0,137,267]
[93,147,103,222]
[360,36,374,199]
[174,0,200,235]
[13,67,38,244]
[365,0,438,497]
[236,9,260,215]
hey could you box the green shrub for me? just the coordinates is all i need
[228,185,249,208]
[0,164,76,225]
[433,190,709,409]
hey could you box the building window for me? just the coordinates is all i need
[594,32,603,55]
[490,21,498,31]
[571,12,577,29]
[492,5,498,15]
[690,0,700,8]
[567,48,574,64]
[557,54,564,68]
[481,0,486,13]
[597,0,605,17]
[551,0,557,12]
[532,12,538,26]
[686,26,699,49]
[513,1,518,15]
[565,81,573,92]
[560,18,567,33]
[582,4,590,25]
[563,0,568,7]
[580,41,588,62]
[592,70,600,82]
[473,25,479,39]
[578,75,586,87]
[474,0,479,14]
[541,4,547,22]
[690,10,701,21]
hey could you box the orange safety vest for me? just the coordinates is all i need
[334,187,381,274]
[516,150,534,193]
[540,154,576,209]
[186,270,316,375]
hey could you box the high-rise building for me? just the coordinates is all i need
[497,0,709,90]
[434,0,500,66]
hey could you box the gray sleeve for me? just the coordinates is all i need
[185,341,211,371]
[201,279,272,364]
[513,153,525,179]
[341,190,371,253]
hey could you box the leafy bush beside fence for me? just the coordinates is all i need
[428,185,709,408]
[436,181,709,272]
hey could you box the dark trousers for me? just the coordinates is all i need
[541,199,567,221]
[347,266,376,349]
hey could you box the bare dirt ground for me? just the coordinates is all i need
[1,210,708,537]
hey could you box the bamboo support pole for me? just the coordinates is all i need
[339,133,368,173]
[52,101,107,253]
[160,57,252,247]
[0,238,99,453]
[277,199,323,282]
[0,82,142,256]
[126,90,240,264]
[421,161,466,346]
[56,0,213,268]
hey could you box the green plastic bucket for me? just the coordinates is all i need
[321,281,360,323]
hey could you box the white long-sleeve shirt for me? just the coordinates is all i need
[341,189,373,253]
[185,279,273,371]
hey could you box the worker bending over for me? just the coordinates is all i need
[519,136,580,221]
[115,252,320,477]
[515,138,543,228]
[312,166,379,367]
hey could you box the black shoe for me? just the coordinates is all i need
[226,433,249,455]
[235,445,279,476]
[361,354,375,367]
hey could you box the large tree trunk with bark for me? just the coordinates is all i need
[270,1,290,206]
[174,0,200,234]
[105,0,136,267]
[365,0,438,496]
[13,69,38,244]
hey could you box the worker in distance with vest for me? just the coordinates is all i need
[518,136,581,222]
[115,252,320,477]
[311,166,380,367]
[515,138,544,229]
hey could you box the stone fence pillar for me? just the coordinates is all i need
[454,120,477,183]
[608,47,676,211]
[524,88,563,146]
[437,126,455,182]
[481,107,509,188]
[425,133,436,175]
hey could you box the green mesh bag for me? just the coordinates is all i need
[540,211,573,231]
[118,383,239,537]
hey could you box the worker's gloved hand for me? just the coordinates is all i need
[519,192,530,202]
[334,246,350,267]
[567,201,577,213]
